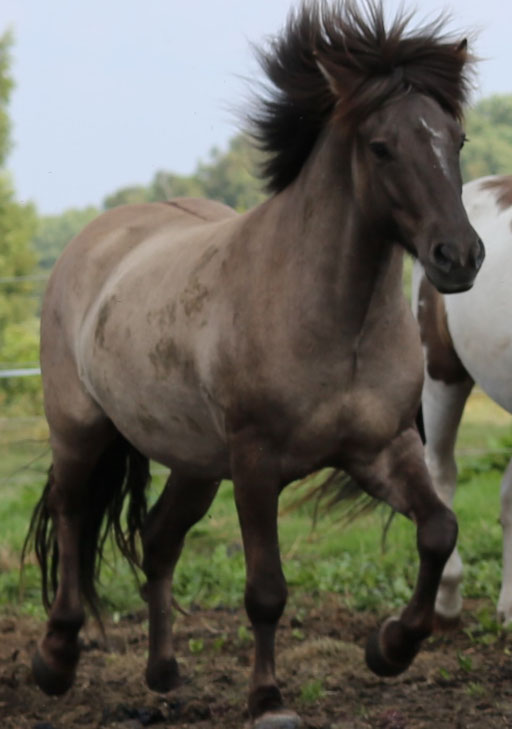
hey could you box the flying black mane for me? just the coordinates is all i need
[250,0,474,193]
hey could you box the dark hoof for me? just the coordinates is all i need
[365,619,418,678]
[32,647,76,695]
[253,710,303,729]
[146,656,180,693]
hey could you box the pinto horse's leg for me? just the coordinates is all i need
[498,458,512,624]
[141,471,220,692]
[422,373,473,623]
[348,427,458,677]
[230,437,302,729]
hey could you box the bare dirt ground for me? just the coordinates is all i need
[1,594,511,729]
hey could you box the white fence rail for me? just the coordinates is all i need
[0,368,41,378]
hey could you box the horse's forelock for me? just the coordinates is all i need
[250,0,475,193]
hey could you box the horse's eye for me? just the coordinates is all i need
[370,140,392,161]
[459,133,468,151]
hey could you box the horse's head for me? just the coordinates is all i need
[355,91,484,293]
[250,3,484,294]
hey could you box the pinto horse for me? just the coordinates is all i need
[414,174,512,627]
[28,3,483,727]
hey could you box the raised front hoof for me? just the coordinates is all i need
[365,620,418,678]
[32,647,76,696]
[252,710,303,729]
[146,656,180,693]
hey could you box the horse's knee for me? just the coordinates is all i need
[418,507,458,566]
[245,575,288,625]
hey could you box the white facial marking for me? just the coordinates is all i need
[419,117,450,178]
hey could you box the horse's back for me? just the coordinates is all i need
[445,175,512,411]
[43,197,237,325]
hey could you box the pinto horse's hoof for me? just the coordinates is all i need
[32,646,76,695]
[365,618,419,678]
[146,656,180,693]
[252,710,303,729]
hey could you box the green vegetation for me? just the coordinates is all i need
[1,393,510,635]
[0,32,38,411]
[461,95,512,181]
[1,35,512,635]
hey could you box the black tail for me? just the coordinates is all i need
[284,468,378,526]
[22,436,150,621]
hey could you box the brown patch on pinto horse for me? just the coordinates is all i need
[481,175,512,212]
[417,276,469,384]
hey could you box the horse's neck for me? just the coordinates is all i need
[250,131,405,341]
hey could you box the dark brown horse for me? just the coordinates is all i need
[28,3,483,727]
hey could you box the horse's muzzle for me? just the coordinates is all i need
[426,236,485,294]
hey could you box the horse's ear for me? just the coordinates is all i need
[456,38,468,59]
[315,56,340,98]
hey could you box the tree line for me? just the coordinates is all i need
[2,26,512,411]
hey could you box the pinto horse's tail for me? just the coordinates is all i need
[23,437,150,622]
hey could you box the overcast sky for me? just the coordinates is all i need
[1,0,511,214]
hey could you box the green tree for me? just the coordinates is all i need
[149,170,204,201]
[0,31,39,409]
[33,206,99,269]
[103,185,151,209]
[196,134,265,211]
[461,95,512,181]
[101,134,265,215]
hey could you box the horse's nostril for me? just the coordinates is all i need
[473,238,485,271]
[432,243,455,272]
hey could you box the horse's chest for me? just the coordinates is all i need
[282,379,418,477]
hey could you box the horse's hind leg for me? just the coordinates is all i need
[422,373,473,623]
[498,458,512,624]
[141,470,220,692]
[348,427,458,677]
[32,418,117,695]
[230,435,302,729]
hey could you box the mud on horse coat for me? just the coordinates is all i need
[27,3,483,727]
[414,174,512,627]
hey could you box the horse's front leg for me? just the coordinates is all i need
[422,372,473,624]
[231,434,302,729]
[349,427,458,676]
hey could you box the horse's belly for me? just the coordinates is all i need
[100,389,228,476]
[448,315,512,413]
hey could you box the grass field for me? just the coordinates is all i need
[0,388,511,624]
